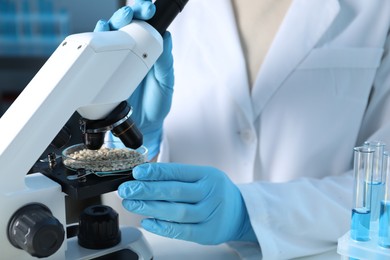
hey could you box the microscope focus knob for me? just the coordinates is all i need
[8,204,65,258]
[78,205,121,249]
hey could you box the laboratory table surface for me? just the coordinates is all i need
[140,228,340,260]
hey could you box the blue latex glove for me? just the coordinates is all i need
[118,163,257,245]
[94,2,174,160]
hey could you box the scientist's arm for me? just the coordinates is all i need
[118,163,258,245]
[94,1,174,161]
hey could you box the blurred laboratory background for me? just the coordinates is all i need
[0,0,127,115]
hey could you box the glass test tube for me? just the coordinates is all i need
[379,151,390,248]
[350,146,374,241]
[364,141,386,228]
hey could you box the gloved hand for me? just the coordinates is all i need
[94,1,174,160]
[118,163,258,245]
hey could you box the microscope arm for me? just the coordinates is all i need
[0,21,162,193]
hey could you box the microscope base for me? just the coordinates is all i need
[66,226,153,260]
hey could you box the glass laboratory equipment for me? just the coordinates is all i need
[337,143,390,260]
[364,141,386,230]
[351,146,374,241]
[379,151,390,248]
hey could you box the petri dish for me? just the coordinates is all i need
[62,141,147,174]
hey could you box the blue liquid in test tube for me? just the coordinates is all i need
[379,200,390,247]
[367,181,385,224]
[351,146,374,242]
[364,141,386,227]
[351,207,371,241]
[379,151,390,248]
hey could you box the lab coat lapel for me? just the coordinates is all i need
[251,0,340,117]
[195,0,255,121]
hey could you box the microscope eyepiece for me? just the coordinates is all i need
[147,0,189,36]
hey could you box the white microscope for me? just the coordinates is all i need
[0,0,188,259]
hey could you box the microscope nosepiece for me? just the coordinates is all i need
[79,101,143,150]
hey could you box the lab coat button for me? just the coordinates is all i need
[240,130,254,142]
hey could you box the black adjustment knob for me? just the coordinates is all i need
[8,204,65,258]
[78,205,121,249]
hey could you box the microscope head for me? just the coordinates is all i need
[79,101,142,150]
[77,0,190,151]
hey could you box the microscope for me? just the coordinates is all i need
[0,0,188,259]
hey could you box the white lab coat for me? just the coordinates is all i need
[158,0,390,259]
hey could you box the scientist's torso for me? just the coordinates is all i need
[161,0,390,183]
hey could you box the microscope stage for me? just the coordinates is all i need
[32,160,134,200]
